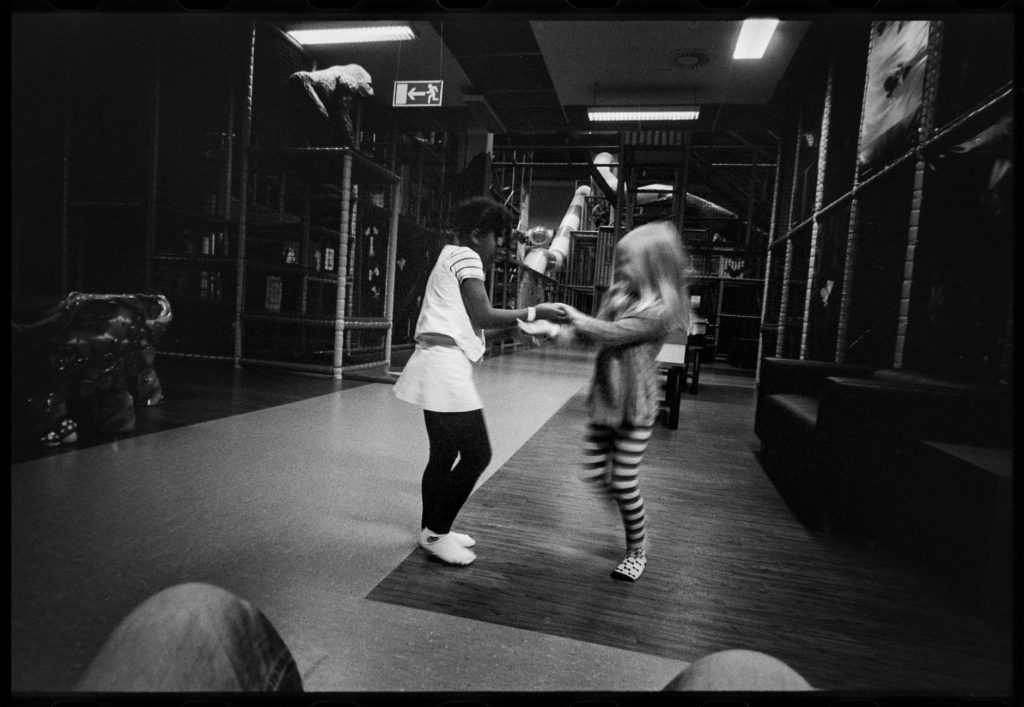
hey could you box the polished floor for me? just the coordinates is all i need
[9,347,1013,695]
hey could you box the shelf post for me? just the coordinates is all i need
[234,23,257,369]
[383,172,402,367]
[333,152,354,379]
[345,184,359,354]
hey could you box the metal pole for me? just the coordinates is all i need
[345,184,359,353]
[893,22,943,369]
[416,151,424,221]
[234,23,256,368]
[755,137,785,384]
[300,182,311,360]
[145,62,160,292]
[383,176,402,367]
[799,54,835,360]
[674,131,690,235]
[223,87,235,220]
[333,152,353,379]
[61,61,70,295]
[776,98,804,358]
[835,24,877,363]
[613,135,625,245]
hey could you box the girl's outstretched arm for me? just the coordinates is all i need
[565,304,667,346]
[460,278,568,330]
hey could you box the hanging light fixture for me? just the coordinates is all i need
[587,107,700,123]
[287,25,416,45]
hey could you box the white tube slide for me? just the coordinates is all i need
[522,184,590,275]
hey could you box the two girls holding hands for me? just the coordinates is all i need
[397,196,691,582]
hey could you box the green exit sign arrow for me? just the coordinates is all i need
[393,80,444,107]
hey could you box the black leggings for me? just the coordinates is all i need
[421,409,493,534]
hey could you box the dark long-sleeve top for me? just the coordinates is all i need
[572,309,669,428]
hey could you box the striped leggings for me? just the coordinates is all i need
[583,422,653,552]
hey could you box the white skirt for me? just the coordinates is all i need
[393,343,482,412]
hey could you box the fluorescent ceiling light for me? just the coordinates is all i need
[287,25,415,45]
[588,108,700,122]
[733,18,779,59]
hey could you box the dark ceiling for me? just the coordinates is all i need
[277,17,808,137]
[275,17,812,230]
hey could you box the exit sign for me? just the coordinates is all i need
[393,80,444,107]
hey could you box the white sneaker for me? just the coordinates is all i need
[420,528,475,548]
[449,531,476,548]
[419,532,476,566]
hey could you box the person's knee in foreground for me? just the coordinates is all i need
[392,196,570,566]
[75,583,303,692]
[522,221,692,582]
[76,584,811,693]
[663,649,813,691]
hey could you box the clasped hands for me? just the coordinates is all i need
[517,302,580,342]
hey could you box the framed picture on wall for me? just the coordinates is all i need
[858,20,931,168]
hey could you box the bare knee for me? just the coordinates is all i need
[75,584,255,691]
[664,649,812,691]
[141,582,244,619]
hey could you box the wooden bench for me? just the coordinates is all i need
[656,343,688,430]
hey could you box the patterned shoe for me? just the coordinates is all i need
[39,418,78,447]
[611,548,647,581]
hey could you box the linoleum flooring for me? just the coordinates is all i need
[9,347,1013,696]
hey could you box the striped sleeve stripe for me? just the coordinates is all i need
[451,254,485,282]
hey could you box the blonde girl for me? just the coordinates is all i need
[522,221,691,581]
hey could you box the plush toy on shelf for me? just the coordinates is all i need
[285,64,374,148]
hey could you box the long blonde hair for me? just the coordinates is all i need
[599,221,692,335]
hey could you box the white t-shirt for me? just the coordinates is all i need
[393,245,487,412]
[412,244,486,362]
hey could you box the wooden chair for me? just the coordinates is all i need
[656,318,706,429]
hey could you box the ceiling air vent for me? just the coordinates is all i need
[667,49,711,71]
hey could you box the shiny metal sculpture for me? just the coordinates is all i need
[12,293,172,447]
